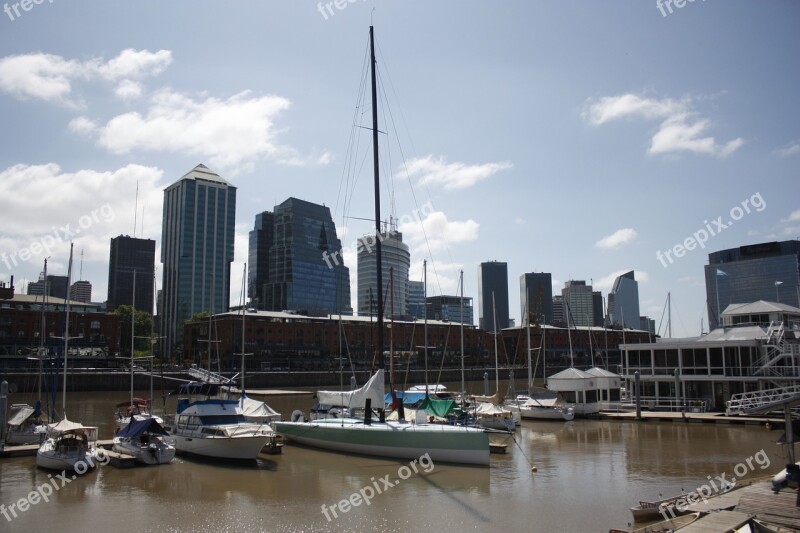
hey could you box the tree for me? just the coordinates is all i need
[114,305,154,358]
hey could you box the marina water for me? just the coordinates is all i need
[0,388,786,532]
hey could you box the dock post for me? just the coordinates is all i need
[0,381,7,450]
[786,405,795,465]
[634,371,641,420]
[674,369,684,419]
[483,372,489,396]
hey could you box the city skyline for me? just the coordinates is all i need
[0,3,798,337]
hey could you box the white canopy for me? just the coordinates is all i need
[475,402,511,416]
[7,405,35,426]
[318,369,385,409]
[46,418,97,436]
[239,395,281,422]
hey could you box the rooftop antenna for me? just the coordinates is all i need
[78,249,84,281]
[141,205,145,238]
[133,180,139,237]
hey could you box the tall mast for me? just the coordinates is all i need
[526,289,532,392]
[369,25,384,372]
[460,270,465,395]
[423,259,428,391]
[38,258,47,403]
[62,243,74,417]
[492,291,499,394]
[131,269,136,406]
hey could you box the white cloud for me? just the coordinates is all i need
[398,210,479,253]
[593,270,649,293]
[399,155,512,190]
[0,163,164,278]
[68,116,98,136]
[88,89,322,174]
[783,209,800,223]
[595,228,637,249]
[583,93,744,158]
[114,80,143,100]
[775,139,800,158]
[0,49,171,107]
[408,260,463,296]
[514,217,526,225]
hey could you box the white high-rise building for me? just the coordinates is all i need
[562,280,594,327]
[607,271,640,329]
[357,230,409,318]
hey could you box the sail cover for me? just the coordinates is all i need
[116,417,169,438]
[239,394,281,422]
[318,369,385,409]
[7,405,36,426]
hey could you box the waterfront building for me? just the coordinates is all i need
[478,261,509,332]
[620,300,800,410]
[69,280,92,303]
[552,295,565,327]
[426,295,473,324]
[107,235,156,314]
[520,272,553,325]
[407,280,425,319]
[705,240,800,330]
[183,311,493,372]
[0,282,119,369]
[607,271,640,329]
[161,164,236,355]
[264,198,352,316]
[562,280,593,327]
[247,211,274,309]
[357,228,408,318]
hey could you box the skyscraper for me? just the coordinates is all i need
[161,164,236,354]
[478,261,509,332]
[607,271,640,328]
[407,280,425,319]
[552,295,565,327]
[69,280,92,303]
[107,235,156,313]
[592,291,605,327]
[357,230,409,318]
[705,240,800,330]
[248,211,274,309]
[263,198,351,316]
[562,280,593,327]
[520,272,553,325]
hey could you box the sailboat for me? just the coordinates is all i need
[36,244,100,472]
[274,26,490,466]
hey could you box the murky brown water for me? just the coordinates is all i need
[0,387,789,532]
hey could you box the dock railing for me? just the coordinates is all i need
[725,383,800,415]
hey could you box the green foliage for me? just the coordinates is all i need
[187,311,211,324]
[114,305,154,357]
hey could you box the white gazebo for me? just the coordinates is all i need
[585,367,622,410]
[546,368,599,416]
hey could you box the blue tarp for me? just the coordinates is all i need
[116,417,169,438]
[384,391,427,407]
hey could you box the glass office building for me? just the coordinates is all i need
[705,240,800,330]
[248,211,274,309]
[478,261,509,332]
[264,198,352,316]
[607,271,640,329]
[161,164,236,354]
[357,230,409,318]
[520,272,553,325]
[107,235,156,314]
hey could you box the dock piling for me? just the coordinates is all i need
[0,380,7,450]
[634,371,641,420]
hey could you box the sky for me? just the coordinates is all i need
[0,1,798,338]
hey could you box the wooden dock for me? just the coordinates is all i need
[226,388,313,397]
[737,480,800,530]
[598,410,781,425]
[679,510,751,532]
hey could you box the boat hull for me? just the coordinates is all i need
[520,406,575,421]
[36,442,98,472]
[172,433,267,460]
[274,418,490,466]
[113,438,176,465]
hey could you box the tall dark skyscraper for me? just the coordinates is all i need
[705,240,800,330]
[259,198,351,316]
[161,164,236,354]
[107,235,156,313]
[478,261,509,332]
[248,211,274,309]
[520,272,553,325]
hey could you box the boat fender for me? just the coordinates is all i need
[290,410,305,423]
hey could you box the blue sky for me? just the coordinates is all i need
[0,1,798,337]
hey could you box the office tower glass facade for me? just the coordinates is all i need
[478,261,509,332]
[357,231,409,318]
[248,211,274,309]
[520,272,553,325]
[607,271,640,329]
[108,236,156,313]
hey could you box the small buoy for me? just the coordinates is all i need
[765,422,771,430]
[531,465,538,473]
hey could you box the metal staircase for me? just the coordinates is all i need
[725,383,800,415]
[187,366,233,385]
[752,321,798,378]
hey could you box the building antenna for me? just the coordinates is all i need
[133,180,139,237]
[79,249,84,281]
[141,205,145,238]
